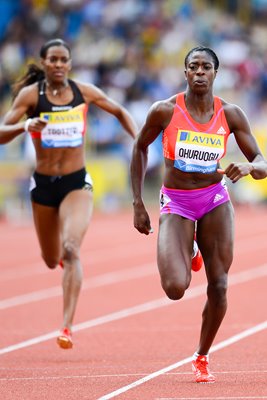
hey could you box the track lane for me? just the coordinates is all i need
[1,206,267,399]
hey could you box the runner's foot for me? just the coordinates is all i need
[192,354,215,383]
[57,327,73,349]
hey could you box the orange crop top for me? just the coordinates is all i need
[162,92,231,173]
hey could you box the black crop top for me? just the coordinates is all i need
[30,79,85,116]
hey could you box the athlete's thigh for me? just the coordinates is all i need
[157,213,195,282]
[59,189,93,245]
[31,201,61,258]
[197,201,234,281]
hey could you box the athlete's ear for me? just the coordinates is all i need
[184,69,187,80]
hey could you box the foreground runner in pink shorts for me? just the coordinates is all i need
[131,46,267,383]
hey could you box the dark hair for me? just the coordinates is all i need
[39,38,71,59]
[184,46,219,70]
[12,38,71,99]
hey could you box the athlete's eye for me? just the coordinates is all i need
[188,64,198,71]
[46,57,70,64]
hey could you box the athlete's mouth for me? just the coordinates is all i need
[194,80,206,85]
[53,71,65,77]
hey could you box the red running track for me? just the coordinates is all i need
[0,205,267,400]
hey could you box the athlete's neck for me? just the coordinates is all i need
[45,79,69,96]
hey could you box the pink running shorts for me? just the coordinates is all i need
[160,180,230,221]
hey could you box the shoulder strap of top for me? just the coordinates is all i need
[68,79,85,103]
[213,95,222,111]
[176,92,185,108]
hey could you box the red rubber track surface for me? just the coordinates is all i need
[0,205,267,400]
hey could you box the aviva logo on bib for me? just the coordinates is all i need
[178,130,223,148]
[41,103,86,124]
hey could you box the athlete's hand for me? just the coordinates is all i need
[217,162,254,183]
[27,117,48,132]
[133,203,153,235]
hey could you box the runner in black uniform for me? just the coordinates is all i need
[0,38,138,349]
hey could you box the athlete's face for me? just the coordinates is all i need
[41,45,72,83]
[184,51,217,93]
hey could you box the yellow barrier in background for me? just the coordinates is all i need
[1,127,267,219]
[86,156,130,210]
[0,156,130,218]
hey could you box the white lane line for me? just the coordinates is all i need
[156,397,267,400]
[1,261,267,311]
[1,229,266,281]
[98,320,267,400]
[0,241,152,281]
[0,263,156,310]
[0,297,171,355]
[1,370,267,383]
[1,264,267,355]
[1,367,266,378]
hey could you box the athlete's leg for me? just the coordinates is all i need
[157,213,195,300]
[31,202,61,269]
[195,201,234,355]
[58,188,93,330]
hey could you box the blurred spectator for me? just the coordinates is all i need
[1,0,267,196]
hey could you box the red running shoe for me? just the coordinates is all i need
[57,327,73,349]
[192,240,203,272]
[192,355,215,383]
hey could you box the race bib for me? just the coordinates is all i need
[40,104,87,148]
[174,129,225,173]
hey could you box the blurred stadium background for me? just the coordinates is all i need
[1,0,267,222]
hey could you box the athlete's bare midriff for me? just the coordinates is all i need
[33,141,86,175]
[163,158,223,189]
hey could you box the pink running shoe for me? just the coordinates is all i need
[57,327,73,349]
[192,241,203,272]
[192,355,215,383]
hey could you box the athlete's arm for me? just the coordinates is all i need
[77,82,138,139]
[221,103,267,182]
[131,101,167,234]
[0,85,47,144]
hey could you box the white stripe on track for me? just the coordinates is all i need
[1,229,266,281]
[98,320,267,399]
[1,370,266,383]
[0,263,267,356]
[0,297,171,355]
[1,262,267,310]
[156,397,267,399]
[0,263,156,310]
[0,242,152,281]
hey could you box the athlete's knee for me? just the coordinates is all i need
[42,254,59,269]
[62,238,80,264]
[207,276,228,306]
[161,278,189,301]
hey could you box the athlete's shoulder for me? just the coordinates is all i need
[71,79,107,103]
[149,94,176,116]
[220,97,247,117]
[220,97,249,129]
[17,82,39,97]
[144,95,176,131]
[13,82,39,107]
